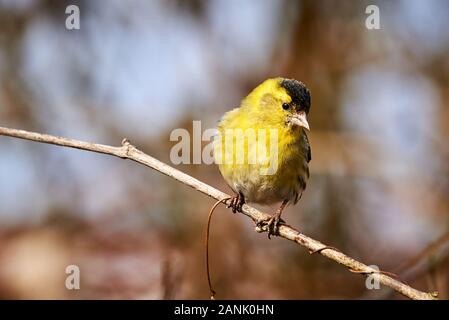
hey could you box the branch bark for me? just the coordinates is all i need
[0,126,438,300]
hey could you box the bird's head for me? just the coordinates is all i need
[243,77,311,131]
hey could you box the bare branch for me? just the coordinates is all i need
[0,126,438,300]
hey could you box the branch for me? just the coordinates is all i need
[0,126,437,300]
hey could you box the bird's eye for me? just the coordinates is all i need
[282,103,290,110]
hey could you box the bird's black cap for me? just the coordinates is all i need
[280,79,311,114]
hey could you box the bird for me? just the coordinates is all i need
[213,77,311,238]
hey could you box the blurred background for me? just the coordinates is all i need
[0,0,448,299]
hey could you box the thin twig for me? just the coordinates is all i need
[396,231,449,278]
[205,198,230,300]
[362,231,449,299]
[0,126,438,300]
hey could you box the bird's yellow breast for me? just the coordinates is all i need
[214,107,309,204]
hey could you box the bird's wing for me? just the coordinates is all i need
[304,132,311,163]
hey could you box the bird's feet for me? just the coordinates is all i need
[227,192,245,213]
[256,200,288,239]
[257,213,285,239]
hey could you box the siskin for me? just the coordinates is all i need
[213,78,311,238]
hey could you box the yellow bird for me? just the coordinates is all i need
[214,77,311,238]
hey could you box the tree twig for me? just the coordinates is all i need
[0,126,438,300]
[362,231,449,299]
[205,198,230,300]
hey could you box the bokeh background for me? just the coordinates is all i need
[0,0,448,299]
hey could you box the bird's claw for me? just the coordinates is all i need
[256,215,285,239]
[227,193,244,213]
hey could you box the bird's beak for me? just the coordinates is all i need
[289,111,310,131]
